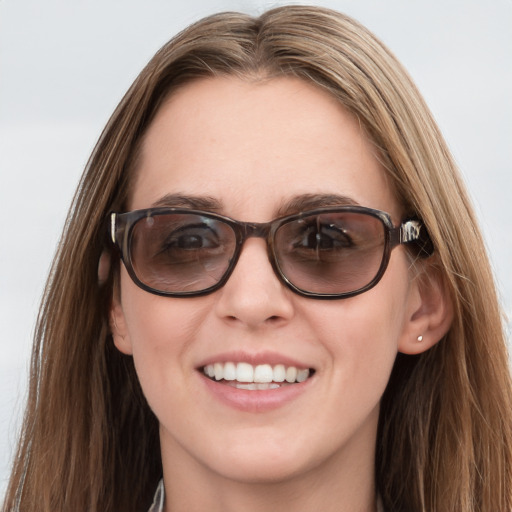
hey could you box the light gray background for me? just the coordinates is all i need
[1,0,511,496]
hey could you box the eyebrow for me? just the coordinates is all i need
[276,193,360,217]
[150,192,360,217]
[151,193,223,211]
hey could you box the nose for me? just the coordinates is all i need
[214,238,295,329]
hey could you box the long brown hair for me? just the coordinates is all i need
[4,6,511,511]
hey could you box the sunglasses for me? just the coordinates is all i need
[108,206,432,299]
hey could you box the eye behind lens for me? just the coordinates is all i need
[129,212,238,294]
[273,212,387,296]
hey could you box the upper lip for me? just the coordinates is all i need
[196,350,314,370]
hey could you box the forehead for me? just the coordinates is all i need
[130,76,398,220]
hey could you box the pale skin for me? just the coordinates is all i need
[111,76,452,512]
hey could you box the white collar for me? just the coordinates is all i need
[148,479,165,512]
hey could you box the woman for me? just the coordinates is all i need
[3,6,511,512]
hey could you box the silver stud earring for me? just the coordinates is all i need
[417,335,423,342]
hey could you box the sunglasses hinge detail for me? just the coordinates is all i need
[400,220,422,244]
[110,213,117,244]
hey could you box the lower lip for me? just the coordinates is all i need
[199,373,314,412]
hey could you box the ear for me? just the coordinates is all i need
[110,293,133,355]
[398,266,454,355]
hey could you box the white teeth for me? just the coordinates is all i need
[227,382,281,390]
[273,364,286,382]
[236,362,254,383]
[203,362,311,385]
[214,362,223,381]
[223,362,236,381]
[296,369,309,383]
[285,366,297,383]
[254,364,273,383]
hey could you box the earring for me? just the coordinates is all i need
[417,335,423,342]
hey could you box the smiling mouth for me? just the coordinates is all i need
[202,362,315,390]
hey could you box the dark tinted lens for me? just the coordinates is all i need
[130,213,236,293]
[274,211,386,294]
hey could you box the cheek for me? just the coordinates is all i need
[312,301,398,390]
[118,274,209,392]
[308,256,411,388]
[119,268,202,343]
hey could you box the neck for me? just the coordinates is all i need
[160,420,379,512]
[165,472,377,512]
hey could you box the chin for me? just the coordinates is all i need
[198,436,326,485]
[208,456,311,485]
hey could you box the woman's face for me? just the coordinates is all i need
[112,77,420,485]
